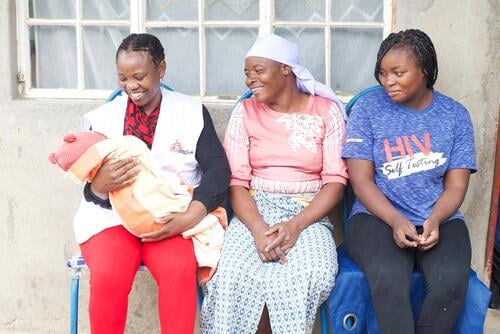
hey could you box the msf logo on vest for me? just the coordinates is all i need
[381,132,446,179]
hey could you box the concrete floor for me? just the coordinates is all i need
[201,308,500,333]
[485,308,500,333]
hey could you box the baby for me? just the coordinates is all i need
[49,132,226,282]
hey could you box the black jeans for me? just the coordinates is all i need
[345,213,471,334]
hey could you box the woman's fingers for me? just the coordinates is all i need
[392,220,419,248]
[267,248,280,261]
[91,157,138,193]
[103,158,140,189]
[393,230,418,248]
[274,246,288,263]
[419,230,439,251]
[265,232,286,252]
[112,158,138,176]
[258,250,271,262]
[140,224,172,242]
[264,225,279,236]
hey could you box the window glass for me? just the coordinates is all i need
[30,26,77,88]
[205,0,258,20]
[147,0,198,21]
[331,28,381,93]
[332,0,383,22]
[275,28,326,83]
[206,28,257,96]
[83,26,130,89]
[148,28,200,95]
[83,0,130,20]
[30,0,75,19]
[275,0,325,21]
[19,1,391,97]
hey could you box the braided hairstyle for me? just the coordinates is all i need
[116,33,165,66]
[374,29,438,89]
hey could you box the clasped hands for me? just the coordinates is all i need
[254,220,301,264]
[392,217,440,251]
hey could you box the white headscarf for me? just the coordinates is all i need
[245,34,346,118]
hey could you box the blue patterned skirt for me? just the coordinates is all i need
[201,190,337,334]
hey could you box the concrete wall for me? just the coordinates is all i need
[0,0,498,332]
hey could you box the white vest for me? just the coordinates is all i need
[73,88,204,243]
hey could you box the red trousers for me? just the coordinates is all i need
[80,225,197,334]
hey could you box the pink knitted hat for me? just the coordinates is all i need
[48,132,105,171]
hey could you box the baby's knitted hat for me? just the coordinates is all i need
[49,132,105,171]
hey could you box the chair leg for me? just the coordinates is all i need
[197,284,204,308]
[320,302,329,334]
[70,274,80,334]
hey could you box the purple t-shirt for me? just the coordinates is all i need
[342,89,476,226]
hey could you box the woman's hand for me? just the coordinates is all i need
[90,157,139,196]
[140,212,196,242]
[415,169,470,251]
[391,218,419,248]
[418,218,440,251]
[253,229,287,263]
[140,200,207,242]
[264,221,301,257]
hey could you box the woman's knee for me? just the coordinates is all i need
[89,267,136,296]
[426,269,469,301]
[365,266,412,301]
[144,236,196,269]
[169,251,197,274]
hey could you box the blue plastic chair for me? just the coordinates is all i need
[327,85,491,333]
[341,86,384,229]
[66,82,203,334]
[67,254,204,334]
[67,254,149,334]
[231,90,330,334]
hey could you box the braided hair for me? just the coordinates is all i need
[116,33,165,66]
[374,29,438,89]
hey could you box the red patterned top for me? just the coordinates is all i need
[123,98,160,148]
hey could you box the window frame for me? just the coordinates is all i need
[16,0,394,103]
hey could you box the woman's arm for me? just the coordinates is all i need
[420,106,475,250]
[291,182,345,231]
[230,185,285,262]
[191,106,231,211]
[419,168,471,250]
[84,157,140,210]
[230,186,266,235]
[264,182,345,253]
[347,158,419,248]
[265,101,348,253]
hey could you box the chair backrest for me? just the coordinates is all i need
[234,86,383,116]
[342,85,384,231]
[229,90,253,115]
[106,82,174,102]
[345,85,383,116]
[237,90,253,104]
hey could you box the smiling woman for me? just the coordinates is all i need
[71,33,230,333]
[116,35,165,115]
[342,29,477,333]
[201,34,348,334]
